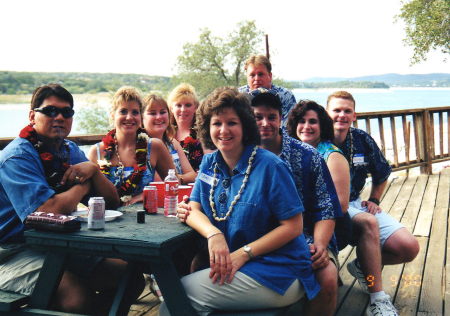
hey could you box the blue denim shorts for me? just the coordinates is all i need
[348,198,404,247]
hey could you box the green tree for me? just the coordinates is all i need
[397,0,450,64]
[76,103,110,134]
[175,20,264,98]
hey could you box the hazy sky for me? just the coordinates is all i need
[1,0,448,80]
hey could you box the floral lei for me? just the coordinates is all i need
[98,128,149,204]
[19,124,70,193]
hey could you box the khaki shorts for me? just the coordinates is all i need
[327,248,340,270]
[0,245,45,296]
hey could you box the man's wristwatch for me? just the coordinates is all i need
[368,197,380,205]
[243,245,254,259]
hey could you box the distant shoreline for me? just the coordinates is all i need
[2,87,450,104]
[293,87,450,93]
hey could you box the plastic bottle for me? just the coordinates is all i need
[164,169,179,217]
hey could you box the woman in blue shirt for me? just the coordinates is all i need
[159,88,319,316]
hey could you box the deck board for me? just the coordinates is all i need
[128,168,450,316]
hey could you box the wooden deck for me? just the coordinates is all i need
[128,167,450,316]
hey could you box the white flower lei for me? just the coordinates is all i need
[121,195,132,203]
[97,159,112,167]
[137,132,150,142]
[209,146,258,222]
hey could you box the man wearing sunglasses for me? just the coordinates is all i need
[0,84,143,314]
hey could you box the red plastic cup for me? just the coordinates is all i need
[150,181,165,208]
[178,185,193,203]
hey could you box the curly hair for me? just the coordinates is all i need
[287,100,335,142]
[196,87,260,150]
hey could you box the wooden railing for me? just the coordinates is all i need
[354,106,450,174]
[1,106,449,174]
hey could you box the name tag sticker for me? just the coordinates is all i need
[353,154,366,165]
[198,172,214,186]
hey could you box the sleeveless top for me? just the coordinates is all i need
[166,141,183,174]
[316,140,343,162]
[96,140,155,196]
[316,140,353,250]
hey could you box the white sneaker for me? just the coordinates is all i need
[347,259,369,293]
[367,295,398,316]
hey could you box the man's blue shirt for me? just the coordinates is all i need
[239,84,296,127]
[0,137,88,242]
[279,134,342,255]
[338,128,392,201]
[190,145,320,299]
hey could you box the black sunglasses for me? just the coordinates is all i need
[34,106,75,118]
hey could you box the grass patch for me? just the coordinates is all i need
[0,94,31,104]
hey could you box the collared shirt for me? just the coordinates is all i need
[337,128,392,201]
[279,134,342,255]
[0,138,88,242]
[238,84,296,127]
[190,145,320,299]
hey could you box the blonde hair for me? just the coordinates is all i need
[326,90,356,109]
[143,94,175,144]
[244,55,272,73]
[111,86,143,116]
[167,83,199,108]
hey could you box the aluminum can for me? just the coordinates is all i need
[143,186,158,214]
[88,197,105,230]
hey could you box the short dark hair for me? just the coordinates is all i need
[250,92,282,116]
[196,87,260,150]
[30,84,74,110]
[287,100,335,142]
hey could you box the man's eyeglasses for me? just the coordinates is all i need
[34,106,75,118]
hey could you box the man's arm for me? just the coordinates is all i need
[362,180,387,214]
[311,219,335,270]
[61,161,120,209]
[36,182,92,215]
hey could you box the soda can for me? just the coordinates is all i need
[143,186,158,214]
[88,197,105,230]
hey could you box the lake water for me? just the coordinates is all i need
[0,88,449,138]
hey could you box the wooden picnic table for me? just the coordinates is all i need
[24,204,200,316]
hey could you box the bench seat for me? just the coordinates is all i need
[210,297,304,316]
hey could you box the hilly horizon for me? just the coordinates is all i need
[302,73,450,87]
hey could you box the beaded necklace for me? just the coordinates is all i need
[209,146,258,222]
